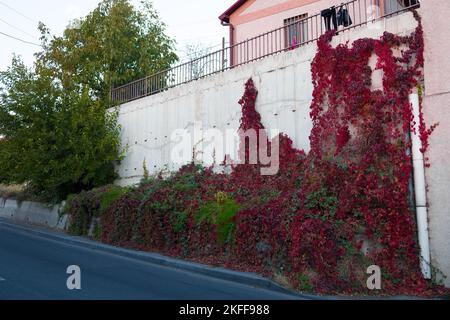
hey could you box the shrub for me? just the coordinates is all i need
[132,165,217,255]
[101,192,141,246]
[64,191,96,236]
[64,185,128,236]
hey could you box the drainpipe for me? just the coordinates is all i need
[409,91,432,279]
[221,18,234,67]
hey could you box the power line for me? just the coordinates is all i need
[0,17,37,39]
[0,0,38,24]
[0,30,41,47]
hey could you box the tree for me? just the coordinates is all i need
[38,0,178,101]
[183,42,213,80]
[0,0,178,201]
[183,42,226,81]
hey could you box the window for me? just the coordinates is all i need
[284,13,308,49]
[384,0,419,15]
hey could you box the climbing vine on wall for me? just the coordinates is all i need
[290,11,435,294]
[233,11,439,294]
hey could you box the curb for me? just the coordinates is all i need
[0,218,311,299]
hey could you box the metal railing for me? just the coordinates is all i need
[111,0,420,104]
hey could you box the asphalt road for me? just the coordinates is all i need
[0,220,301,300]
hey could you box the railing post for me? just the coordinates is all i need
[222,37,226,71]
[144,78,148,96]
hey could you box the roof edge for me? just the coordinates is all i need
[219,0,248,23]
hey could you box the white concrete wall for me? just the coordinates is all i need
[0,198,68,230]
[116,12,417,186]
[116,46,316,186]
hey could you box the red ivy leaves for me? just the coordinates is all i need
[335,125,351,155]
[305,10,437,294]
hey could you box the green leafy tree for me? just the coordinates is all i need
[0,0,178,201]
[39,0,178,100]
[0,57,120,200]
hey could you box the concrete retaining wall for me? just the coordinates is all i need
[115,12,418,186]
[0,198,68,230]
[114,10,450,287]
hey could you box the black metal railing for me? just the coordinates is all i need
[111,0,419,104]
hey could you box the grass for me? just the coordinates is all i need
[0,184,34,202]
[0,184,23,198]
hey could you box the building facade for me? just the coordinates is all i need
[220,0,419,47]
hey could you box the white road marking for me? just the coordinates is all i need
[0,276,5,281]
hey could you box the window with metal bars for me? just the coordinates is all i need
[284,13,308,49]
[384,0,419,15]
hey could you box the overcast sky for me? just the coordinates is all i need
[0,0,236,71]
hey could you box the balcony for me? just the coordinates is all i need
[111,0,420,105]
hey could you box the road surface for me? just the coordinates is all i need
[0,219,301,300]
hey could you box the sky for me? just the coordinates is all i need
[0,0,236,71]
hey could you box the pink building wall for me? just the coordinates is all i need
[227,0,412,46]
[420,0,450,287]
[223,0,415,66]
[231,0,329,45]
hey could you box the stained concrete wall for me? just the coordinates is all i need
[116,11,417,186]
[421,0,450,287]
[0,198,68,230]
[116,36,315,186]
